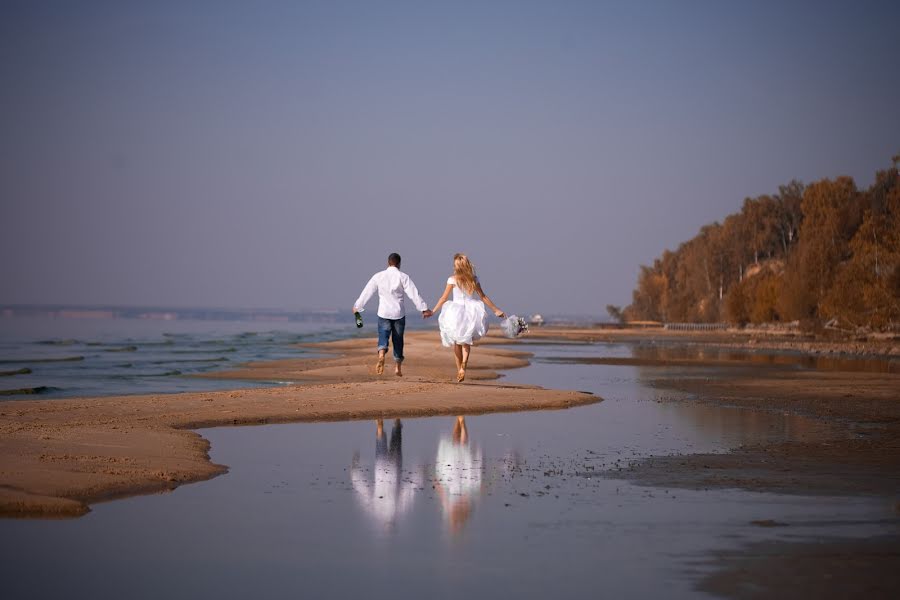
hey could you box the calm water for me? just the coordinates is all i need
[540,338,900,373]
[1,341,896,599]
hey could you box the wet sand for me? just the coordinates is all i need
[481,326,900,497]
[596,368,900,497]
[0,332,595,517]
[698,535,900,599]
[521,327,900,599]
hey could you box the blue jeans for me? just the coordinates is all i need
[377,316,406,363]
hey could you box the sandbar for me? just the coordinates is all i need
[0,331,595,517]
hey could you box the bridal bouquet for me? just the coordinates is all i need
[500,315,529,338]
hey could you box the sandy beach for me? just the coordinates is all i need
[0,331,595,517]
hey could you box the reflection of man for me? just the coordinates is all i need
[434,416,483,534]
[351,419,420,531]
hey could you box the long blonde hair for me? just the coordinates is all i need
[453,253,477,294]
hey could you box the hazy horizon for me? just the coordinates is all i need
[3,1,899,316]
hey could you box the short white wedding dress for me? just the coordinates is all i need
[439,276,489,347]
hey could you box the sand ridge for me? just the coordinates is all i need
[0,331,596,518]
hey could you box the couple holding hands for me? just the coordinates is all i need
[352,252,505,382]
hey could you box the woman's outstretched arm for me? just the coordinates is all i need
[431,284,454,314]
[475,282,505,318]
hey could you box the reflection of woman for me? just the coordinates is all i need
[433,416,483,534]
[431,254,505,382]
[351,419,419,532]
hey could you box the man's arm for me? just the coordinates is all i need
[402,275,429,313]
[353,275,378,313]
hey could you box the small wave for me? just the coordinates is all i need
[149,357,229,364]
[194,339,230,346]
[35,339,79,346]
[0,356,84,364]
[0,367,32,377]
[171,347,237,354]
[103,345,138,353]
[107,369,183,380]
[115,340,173,348]
[0,385,58,396]
[115,363,134,368]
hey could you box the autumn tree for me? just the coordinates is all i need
[625,155,898,331]
[785,176,860,320]
[821,167,900,327]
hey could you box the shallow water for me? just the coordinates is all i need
[539,339,900,373]
[1,343,896,599]
[0,315,358,398]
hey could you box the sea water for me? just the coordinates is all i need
[0,312,371,399]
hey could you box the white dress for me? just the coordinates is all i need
[439,276,488,347]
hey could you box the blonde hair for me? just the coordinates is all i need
[453,253,477,294]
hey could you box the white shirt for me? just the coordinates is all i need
[353,266,428,319]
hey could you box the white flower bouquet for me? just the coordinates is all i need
[500,315,529,338]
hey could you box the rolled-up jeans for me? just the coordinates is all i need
[377,316,406,363]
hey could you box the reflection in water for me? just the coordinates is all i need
[351,418,421,532]
[434,416,484,535]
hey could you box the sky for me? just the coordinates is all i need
[2,0,899,316]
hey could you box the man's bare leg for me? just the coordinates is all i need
[395,361,402,377]
[376,349,386,375]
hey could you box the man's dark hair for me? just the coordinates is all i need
[388,253,401,266]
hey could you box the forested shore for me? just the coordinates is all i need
[621,155,900,331]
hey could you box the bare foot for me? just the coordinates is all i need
[376,354,385,375]
[395,363,402,377]
[456,368,466,383]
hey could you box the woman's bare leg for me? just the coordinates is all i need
[457,415,468,444]
[458,344,471,382]
[453,344,463,381]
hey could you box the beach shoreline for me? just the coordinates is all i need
[3,324,898,519]
[0,331,595,518]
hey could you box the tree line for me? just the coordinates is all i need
[617,154,900,331]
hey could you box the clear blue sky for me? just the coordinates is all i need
[2,0,898,315]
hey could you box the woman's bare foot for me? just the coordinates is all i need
[456,367,466,382]
[376,352,385,375]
